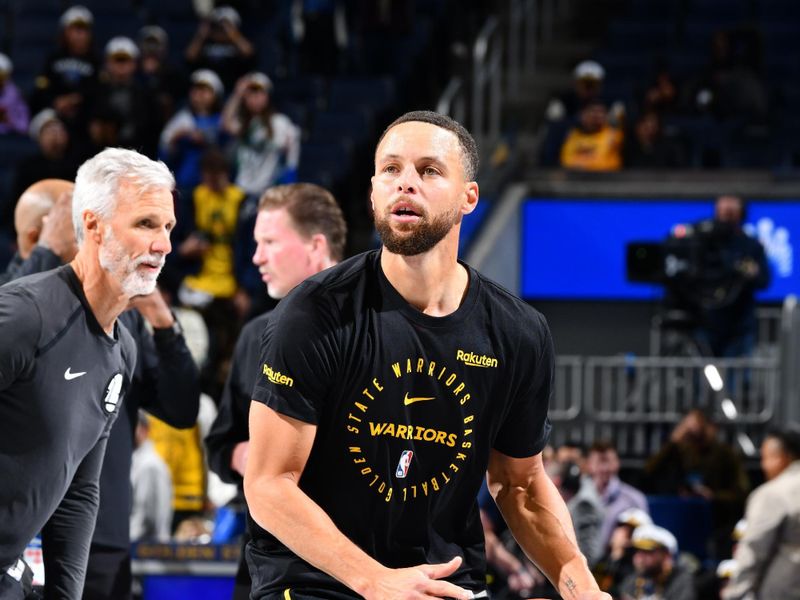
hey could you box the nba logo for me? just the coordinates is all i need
[395,450,413,479]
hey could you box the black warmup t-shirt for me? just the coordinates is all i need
[0,266,136,595]
[248,250,553,597]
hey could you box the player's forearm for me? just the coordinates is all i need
[494,473,599,599]
[245,474,388,596]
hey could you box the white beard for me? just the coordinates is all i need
[99,228,164,297]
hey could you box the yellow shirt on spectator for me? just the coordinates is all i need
[183,184,246,299]
[560,125,624,172]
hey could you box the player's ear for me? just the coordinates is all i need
[83,210,102,243]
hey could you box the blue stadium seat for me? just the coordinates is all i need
[647,495,712,560]
[0,135,37,164]
[606,21,676,52]
[13,14,58,45]
[327,77,396,115]
[297,140,354,188]
[309,110,373,146]
[272,76,328,112]
[688,0,752,21]
[627,0,682,19]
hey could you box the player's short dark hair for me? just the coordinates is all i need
[258,183,347,262]
[766,427,800,460]
[377,110,479,181]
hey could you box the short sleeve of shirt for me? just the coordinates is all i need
[251,282,341,424]
[0,288,41,391]
[492,310,553,458]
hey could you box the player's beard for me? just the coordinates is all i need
[374,202,461,256]
[99,228,164,297]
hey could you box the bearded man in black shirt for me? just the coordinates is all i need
[244,112,611,600]
[0,147,176,600]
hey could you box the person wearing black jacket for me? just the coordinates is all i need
[205,182,346,600]
[1,168,200,599]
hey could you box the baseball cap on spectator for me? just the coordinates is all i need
[29,109,62,140]
[105,37,139,60]
[60,5,93,28]
[0,53,12,78]
[139,25,168,54]
[732,518,747,541]
[210,6,241,27]
[574,60,605,81]
[191,69,224,97]
[631,524,678,555]
[245,72,272,92]
[617,508,652,528]
[716,559,738,579]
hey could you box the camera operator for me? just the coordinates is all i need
[689,195,770,357]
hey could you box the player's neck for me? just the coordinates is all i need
[380,239,469,317]
[71,249,129,335]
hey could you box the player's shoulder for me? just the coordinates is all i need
[287,250,375,304]
[0,266,79,335]
[239,309,273,341]
[471,265,550,334]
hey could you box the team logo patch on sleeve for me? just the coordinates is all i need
[103,373,123,414]
[262,363,294,387]
[395,450,414,479]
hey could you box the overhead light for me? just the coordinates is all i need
[704,364,724,392]
[721,398,738,420]
[737,432,757,457]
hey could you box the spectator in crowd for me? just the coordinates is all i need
[619,524,696,600]
[177,149,247,397]
[221,72,301,199]
[646,409,749,558]
[206,182,346,600]
[0,53,30,136]
[640,62,679,117]
[555,441,587,472]
[547,60,607,124]
[185,6,256,91]
[723,427,800,600]
[559,461,605,567]
[594,508,653,597]
[586,441,649,552]
[30,5,99,136]
[159,69,225,191]
[1,179,73,285]
[716,558,738,598]
[623,110,684,168]
[138,26,185,131]
[94,37,159,156]
[11,110,79,210]
[130,411,173,543]
[559,99,624,172]
[540,60,613,167]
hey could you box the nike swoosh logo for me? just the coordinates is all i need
[64,368,87,381]
[404,393,435,406]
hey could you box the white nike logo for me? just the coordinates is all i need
[64,368,87,381]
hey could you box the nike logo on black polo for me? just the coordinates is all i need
[64,368,87,380]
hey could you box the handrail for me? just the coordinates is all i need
[779,295,799,425]
[472,16,503,151]
[435,77,466,125]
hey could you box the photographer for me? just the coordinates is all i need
[661,195,770,358]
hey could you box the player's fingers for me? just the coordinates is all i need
[417,556,462,580]
[420,577,473,600]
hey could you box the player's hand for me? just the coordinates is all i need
[39,190,77,261]
[130,288,175,329]
[362,556,473,600]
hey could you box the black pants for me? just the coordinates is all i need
[82,544,131,600]
[231,530,252,600]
